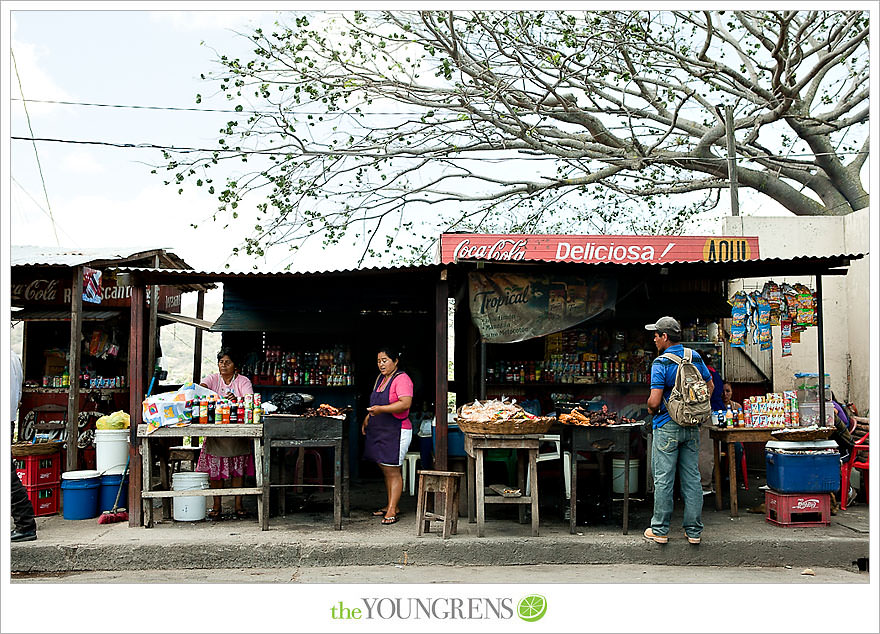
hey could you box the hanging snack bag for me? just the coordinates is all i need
[729,291,748,347]
[780,319,793,357]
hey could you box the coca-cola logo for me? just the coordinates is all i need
[11,279,59,302]
[453,238,527,262]
[795,498,820,510]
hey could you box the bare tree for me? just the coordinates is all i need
[159,10,869,264]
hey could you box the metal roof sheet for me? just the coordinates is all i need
[107,252,864,284]
[12,245,216,292]
[10,309,122,322]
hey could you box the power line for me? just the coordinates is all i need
[11,52,60,246]
[9,97,438,117]
[9,134,869,164]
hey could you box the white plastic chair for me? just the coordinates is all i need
[525,434,571,500]
[401,451,421,496]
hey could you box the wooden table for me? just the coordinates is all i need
[261,414,348,530]
[709,426,775,517]
[464,433,541,537]
[563,422,644,535]
[137,424,263,528]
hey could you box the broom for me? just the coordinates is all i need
[98,455,130,524]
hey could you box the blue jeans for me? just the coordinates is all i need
[651,421,703,538]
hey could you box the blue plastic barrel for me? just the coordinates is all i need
[61,470,101,520]
[98,473,129,512]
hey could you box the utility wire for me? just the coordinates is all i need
[9,134,869,163]
[12,51,60,246]
[10,177,79,246]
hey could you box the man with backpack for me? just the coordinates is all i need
[643,317,713,545]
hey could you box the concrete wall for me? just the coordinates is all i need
[722,208,869,412]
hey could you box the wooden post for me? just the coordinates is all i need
[434,269,449,471]
[128,283,145,527]
[725,105,740,217]
[816,274,827,426]
[146,254,160,383]
[65,266,83,472]
[192,290,205,382]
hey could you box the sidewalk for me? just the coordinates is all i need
[11,478,869,575]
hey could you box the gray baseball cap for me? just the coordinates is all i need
[645,316,682,336]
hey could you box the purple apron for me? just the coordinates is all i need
[363,372,403,465]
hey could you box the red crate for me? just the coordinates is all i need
[14,452,61,487]
[25,483,60,517]
[765,489,831,527]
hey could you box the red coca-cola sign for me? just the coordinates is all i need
[440,233,760,265]
[12,275,182,313]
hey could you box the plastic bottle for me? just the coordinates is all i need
[725,406,734,428]
[61,367,70,387]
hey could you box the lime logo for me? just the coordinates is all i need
[517,594,547,622]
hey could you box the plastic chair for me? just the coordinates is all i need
[525,434,571,500]
[841,431,869,510]
[740,446,749,491]
[401,451,421,496]
[485,449,518,485]
[294,448,324,492]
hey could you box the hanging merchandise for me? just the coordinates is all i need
[756,294,772,351]
[793,283,815,327]
[762,281,783,326]
[780,319,793,357]
[746,291,760,345]
[729,291,748,348]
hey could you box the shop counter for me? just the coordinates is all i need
[464,433,541,537]
[136,424,263,529]
[708,426,775,517]
[563,422,644,535]
[261,414,349,530]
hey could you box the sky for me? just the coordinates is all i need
[2,3,878,633]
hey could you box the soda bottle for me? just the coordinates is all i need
[230,399,238,424]
[207,397,215,424]
[725,407,734,428]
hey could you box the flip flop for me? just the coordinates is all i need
[235,509,250,519]
[372,508,402,517]
[207,508,222,520]
[380,515,399,525]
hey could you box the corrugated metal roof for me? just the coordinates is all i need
[106,251,865,286]
[13,245,177,267]
[10,309,122,322]
[12,245,216,292]
[109,262,441,280]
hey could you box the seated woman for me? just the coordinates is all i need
[196,348,255,519]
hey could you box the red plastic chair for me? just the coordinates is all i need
[841,432,868,510]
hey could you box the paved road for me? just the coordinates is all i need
[11,563,867,584]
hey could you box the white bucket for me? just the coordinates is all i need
[172,472,210,521]
[95,429,130,475]
[611,458,640,494]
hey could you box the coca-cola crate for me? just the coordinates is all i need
[765,489,831,527]
[14,452,61,487]
[25,482,60,517]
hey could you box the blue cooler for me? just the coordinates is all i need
[765,440,840,493]
[433,422,466,457]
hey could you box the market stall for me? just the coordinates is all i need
[112,236,862,529]
[11,247,212,489]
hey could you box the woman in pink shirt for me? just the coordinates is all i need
[197,348,254,519]
[362,346,413,525]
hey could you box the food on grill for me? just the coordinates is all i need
[559,404,637,426]
[302,403,348,417]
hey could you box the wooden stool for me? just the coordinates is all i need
[416,470,464,538]
[169,446,201,472]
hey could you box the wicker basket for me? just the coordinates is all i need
[456,417,554,436]
[12,441,65,457]
[770,427,835,442]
